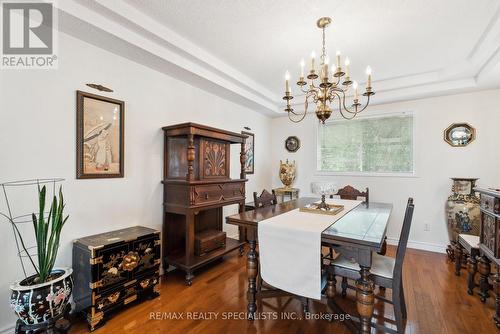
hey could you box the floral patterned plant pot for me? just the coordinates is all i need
[10,267,73,325]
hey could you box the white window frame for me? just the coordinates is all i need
[315,110,418,178]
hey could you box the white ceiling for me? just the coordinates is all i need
[56,0,500,116]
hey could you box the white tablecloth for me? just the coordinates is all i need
[258,199,362,300]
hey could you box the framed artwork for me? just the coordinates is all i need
[285,136,301,152]
[242,131,254,175]
[76,91,124,179]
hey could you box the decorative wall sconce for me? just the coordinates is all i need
[285,136,301,152]
[444,123,476,147]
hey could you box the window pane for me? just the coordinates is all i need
[317,114,413,173]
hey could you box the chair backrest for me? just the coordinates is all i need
[393,198,415,280]
[331,185,369,203]
[253,189,278,208]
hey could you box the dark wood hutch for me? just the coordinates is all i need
[474,187,500,327]
[162,123,247,285]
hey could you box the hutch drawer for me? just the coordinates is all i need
[73,226,161,331]
[192,184,224,205]
[223,182,245,200]
[480,210,497,256]
[481,194,500,214]
[190,181,246,207]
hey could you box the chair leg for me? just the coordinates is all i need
[341,277,348,297]
[454,243,463,276]
[393,283,405,334]
[400,281,407,319]
[301,297,309,313]
[467,254,478,295]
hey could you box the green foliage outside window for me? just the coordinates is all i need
[317,114,414,173]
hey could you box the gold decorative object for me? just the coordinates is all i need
[299,203,344,216]
[444,123,476,147]
[282,17,375,123]
[107,292,120,303]
[122,251,140,271]
[139,279,150,289]
[279,159,296,189]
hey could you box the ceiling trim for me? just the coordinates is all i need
[52,0,279,114]
[51,1,500,117]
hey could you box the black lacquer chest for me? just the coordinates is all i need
[73,226,161,331]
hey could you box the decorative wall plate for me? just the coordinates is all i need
[444,123,476,147]
[285,136,300,152]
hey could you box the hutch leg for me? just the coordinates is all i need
[454,243,463,276]
[185,213,195,262]
[238,202,245,256]
[356,266,375,334]
[467,253,478,295]
[478,255,491,302]
[185,271,194,286]
[247,228,258,320]
[495,266,500,328]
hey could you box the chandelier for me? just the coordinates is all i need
[283,17,375,123]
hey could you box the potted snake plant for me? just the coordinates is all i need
[9,185,73,326]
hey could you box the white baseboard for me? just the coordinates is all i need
[386,237,447,254]
[0,324,14,334]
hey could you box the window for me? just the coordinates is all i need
[317,113,414,175]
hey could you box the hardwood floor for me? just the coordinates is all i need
[70,245,497,334]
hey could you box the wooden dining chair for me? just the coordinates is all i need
[253,189,278,208]
[330,185,369,203]
[324,185,385,291]
[328,198,415,334]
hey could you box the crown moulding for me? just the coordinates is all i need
[52,0,500,118]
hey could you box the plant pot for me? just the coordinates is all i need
[10,267,73,325]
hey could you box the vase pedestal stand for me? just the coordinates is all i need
[15,304,71,334]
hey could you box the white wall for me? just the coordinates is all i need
[271,89,500,252]
[0,32,273,331]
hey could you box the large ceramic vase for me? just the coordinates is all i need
[446,178,480,254]
[279,159,296,189]
[10,267,73,325]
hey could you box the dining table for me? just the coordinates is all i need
[225,197,393,334]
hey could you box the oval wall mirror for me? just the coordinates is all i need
[444,123,476,147]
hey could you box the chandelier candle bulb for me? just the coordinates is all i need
[322,56,329,80]
[336,50,341,68]
[310,51,316,72]
[285,71,291,93]
[353,81,359,100]
[300,59,305,79]
[366,66,372,87]
[345,57,350,77]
